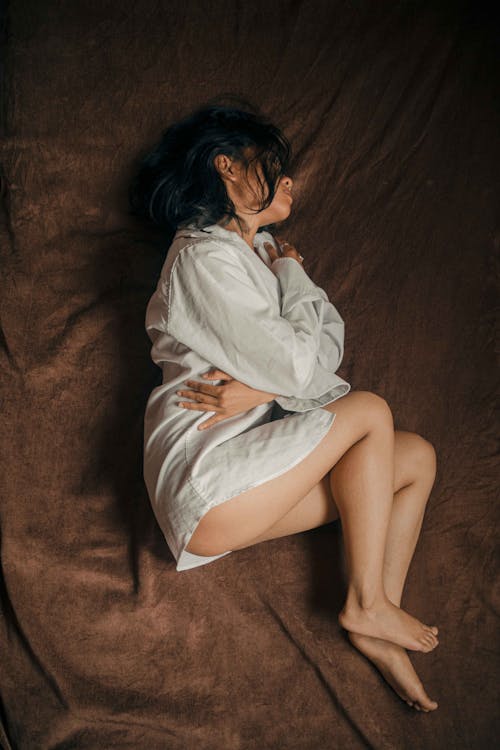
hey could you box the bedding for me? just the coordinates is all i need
[0,1,497,747]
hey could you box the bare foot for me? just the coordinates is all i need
[348,631,438,712]
[339,596,439,652]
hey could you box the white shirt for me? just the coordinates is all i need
[143,222,351,571]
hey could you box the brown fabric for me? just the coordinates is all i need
[0,1,498,747]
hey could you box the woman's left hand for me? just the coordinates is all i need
[176,369,277,430]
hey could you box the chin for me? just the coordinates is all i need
[263,204,292,226]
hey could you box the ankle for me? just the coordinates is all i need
[346,585,386,612]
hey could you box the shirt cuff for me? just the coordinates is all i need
[275,381,351,413]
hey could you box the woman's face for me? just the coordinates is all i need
[219,146,294,227]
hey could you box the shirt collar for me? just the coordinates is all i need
[175,222,275,265]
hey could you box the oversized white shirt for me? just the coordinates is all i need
[143,222,351,571]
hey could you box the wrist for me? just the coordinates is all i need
[261,391,279,405]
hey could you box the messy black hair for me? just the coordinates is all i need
[128,96,292,237]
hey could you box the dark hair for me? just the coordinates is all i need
[128,97,292,237]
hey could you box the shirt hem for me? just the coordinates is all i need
[174,409,337,572]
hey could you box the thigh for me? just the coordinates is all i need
[237,429,431,550]
[186,390,391,556]
[231,472,339,550]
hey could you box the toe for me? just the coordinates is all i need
[421,696,438,711]
[425,633,437,648]
[414,685,439,712]
[420,638,434,653]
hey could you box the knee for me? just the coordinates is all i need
[409,433,437,481]
[356,390,394,429]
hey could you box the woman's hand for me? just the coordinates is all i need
[265,235,305,265]
[176,369,278,430]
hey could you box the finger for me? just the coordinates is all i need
[201,370,232,381]
[264,241,279,260]
[181,382,219,398]
[198,415,226,430]
[277,239,296,254]
[274,237,291,254]
[176,400,221,412]
[275,235,290,248]
[177,390,219,405]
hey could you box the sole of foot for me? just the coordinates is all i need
[348,632,439,712]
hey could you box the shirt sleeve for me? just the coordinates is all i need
[166,241,343,398]
[272,257,346,371]
[271,258,351,412]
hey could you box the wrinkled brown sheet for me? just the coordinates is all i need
[0,1,498,748]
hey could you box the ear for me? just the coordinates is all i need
[213,153,236,181]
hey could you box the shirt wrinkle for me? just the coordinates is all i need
[142,222,352,571]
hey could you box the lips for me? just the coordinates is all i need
[282,188,293,199]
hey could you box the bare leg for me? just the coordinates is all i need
[331,403,438,652]
[346,431,439,712]
[187,391,438,652]
[231,428,439,711]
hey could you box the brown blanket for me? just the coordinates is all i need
[0,1,498,747]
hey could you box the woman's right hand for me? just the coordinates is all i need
[176,369,278,430]
[264,236,304,266]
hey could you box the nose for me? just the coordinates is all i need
[281,175,293,190]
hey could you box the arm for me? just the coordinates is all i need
[272,267,351,411]
[239,267,348,410]
[166,242,329,396]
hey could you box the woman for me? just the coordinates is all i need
[129,101,439,712]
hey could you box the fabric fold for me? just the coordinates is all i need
[166,228,351,407]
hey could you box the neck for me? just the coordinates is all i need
[218,216,261,251]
